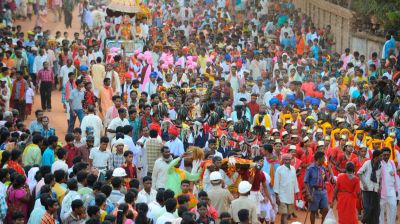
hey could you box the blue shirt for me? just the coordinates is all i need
[304,163,328,189]
[383,36,395,59]
[311,45,320,60]
[262,158,280,193]
[42,147,55,166]
[27,52,36,74]
[41,128,55,139]
[29,120,43,134]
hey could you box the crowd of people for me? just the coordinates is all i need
[0,0,399,224]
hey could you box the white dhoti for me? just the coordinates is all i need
[249,191,264,215]
[379,195,397,224]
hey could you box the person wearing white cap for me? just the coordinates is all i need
[229,181,260,224]
[207,171,234,215]
[108,138,126,170]
[274,153,299,224]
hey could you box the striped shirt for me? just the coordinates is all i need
[37,69,55,84]
[40,211,55,224]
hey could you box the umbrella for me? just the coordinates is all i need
[106,0,151,18]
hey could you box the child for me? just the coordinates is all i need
[24,80,34,120]
[121,151,137,188]
[196,201,216,224]
[73,127,85,148]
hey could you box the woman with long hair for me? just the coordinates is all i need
[135,203,152,224]
[331,162,360,224]
[5,174,30,223]
[116,203,131,224]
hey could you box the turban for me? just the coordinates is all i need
[311,98,320,106]
[125,72,132,79]
[295,99,304,108]
[150,72,158,78]
[74,59,80,65]
[286,94,295,101]
[326,104,337,112]
[269,98,280,106]
[352,90,360,99]
[304,96,312,102]
[224,53,231,61]
[79,65,88,71]
[329,98,339,105]
[168,125,179,136]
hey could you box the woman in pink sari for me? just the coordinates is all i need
[5,174,31,224]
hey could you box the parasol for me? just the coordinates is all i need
[106,0,151,18]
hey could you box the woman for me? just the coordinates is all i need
[5,174,30,223]
[331,162,360,224]
[7,149,25,176]
[116,203,133,224]
[135,203,152,224]
[196,201,215,224]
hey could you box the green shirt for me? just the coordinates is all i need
[165,157,202,195]
[23,143,42,166]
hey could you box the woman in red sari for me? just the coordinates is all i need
[331,161,360,224]
[7,149,25,176]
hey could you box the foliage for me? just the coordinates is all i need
[351,0,400,31]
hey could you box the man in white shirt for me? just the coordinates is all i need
[80,105,103,147]
[357,150,383,224]
[147,191,163,223]
[107,108,129,140]
[379,148,399,224]
[51,148,69,174]
[33,48,49,74]
[156,198,177,224]
[165,126,184,157]
[274,153,299,224]
[143,72,158,99]
[60,59,75,89]
[136,176,157,204]
[89,136,112,170]
[152,146,173,190]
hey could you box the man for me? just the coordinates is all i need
[121,72,133,106]
[60,59,75,90]
[166,155,202,194]
[33,48,49,75]
[107,108,129,140]
[379,148,398,224]
[109,177,124,207]
[23,134,44,166]
[61,179,82,220]
[152,146,173,190]
[77,135,95,163]
[230,181,260,224]
[176,180,197,209]
[207,171,234,215]
[89,136,112,171]
[63,199,87,223]
[145,129,163,173]
[304,151,330,224]
[80,105,103,147]
[104,95,124,128]
[274,153,299,224]
[51,148,68,174]
[0,78,10,113]
[42,135,58,166]
[165,125,184,157]
[98,78,114,118]
[41,198,59,224]
[10,71,28,120]
[92,57,106,96]
[137,176,157,204]
[68,79,85,133]
[156,198,177,224]
[63,0,74,28]
[108,139,125,170]
[37,61,55,112]
[29,109,44,133]
[203,156,232,192]
[41,116,56,139]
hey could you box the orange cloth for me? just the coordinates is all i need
[336,173,360,224]
[99,86,114,117]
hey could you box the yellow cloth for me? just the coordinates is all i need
[330,128,341,148]
[52,183,66,204]
[384,137,397,164]
[321,122,332,136]
[253,114,272,129]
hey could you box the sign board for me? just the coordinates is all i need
[105,40,144,57]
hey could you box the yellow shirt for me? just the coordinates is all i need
[52,183,67,204]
